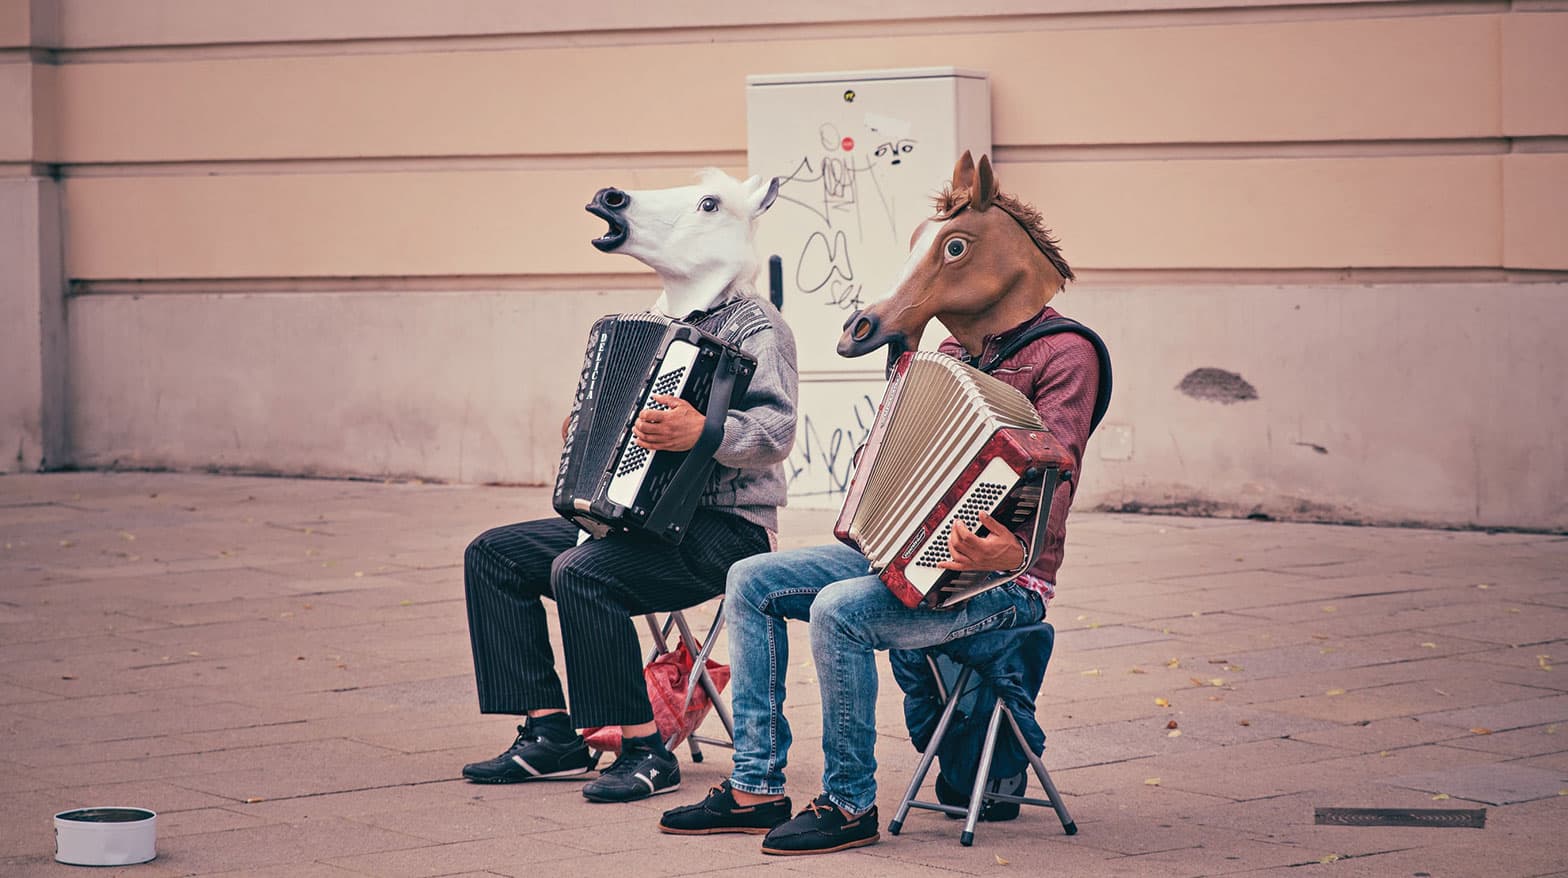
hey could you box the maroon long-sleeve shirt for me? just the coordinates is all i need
[938,305,1100,591]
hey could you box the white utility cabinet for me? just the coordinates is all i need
[746,67,991,507]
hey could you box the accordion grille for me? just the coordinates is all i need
[848,353,1043,567]
[574,313,672,486]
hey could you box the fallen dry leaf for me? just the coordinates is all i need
[399,600,413,607]
[1224,665,1244,672]
[1321,606,1337,613]
[1239,719,1252,727]
[1144,777,1161,786]
[60,674,77,680]
[1155,697,1170,708]
[1208,658,1229,665]
[1470,727,1492,735]
[1326,688,1347,697]
[1191,611,1202,617]
[1080,668,1102,677]
[1129,667,1148,675]
[1380,750,1391,757]
[244,797,264,804]
[1432,793,1450,801]
[1546,725,1558,735]
[1319,854,1341,864]
[58,539,74,548]
[187,651,201,657]
[1167,729,1182,738]
[1189,677,1206,687]
[1538,655,1552,672]
[1209,678,1226,687]
[1166,658,1181,668]
[1476,583,1491,589]
[1311,633,1330,640]
[354,571,365,578]
[994,854,1009,865]
[1434,688,1449,696]
[119,531,136,541]
[1420,642,1438,649]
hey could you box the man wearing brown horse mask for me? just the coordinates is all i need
[660,152,1110,854]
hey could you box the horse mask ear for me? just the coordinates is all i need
[950,151,976,194]
[745,175,781,218]
[974,154,998,211]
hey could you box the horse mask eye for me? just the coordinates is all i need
[944,238,967,260]
[699,196,720,213]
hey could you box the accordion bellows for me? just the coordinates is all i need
[554,312,754,544]
[835,352,1073,608]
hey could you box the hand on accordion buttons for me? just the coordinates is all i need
[632,395,706,452]
[937,513,1026,573]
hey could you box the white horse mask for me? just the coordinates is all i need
[586,170,781,318]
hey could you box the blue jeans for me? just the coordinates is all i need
[725,542,1045,815]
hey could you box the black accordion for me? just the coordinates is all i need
[553,312,756,544]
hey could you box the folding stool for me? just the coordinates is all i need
[888,621,1076,846]
[642,598,735,762]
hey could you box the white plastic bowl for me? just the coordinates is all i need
[54,807,157,866]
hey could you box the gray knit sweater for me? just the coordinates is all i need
[689,297,798,533]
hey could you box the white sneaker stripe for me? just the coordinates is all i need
[511,755,540,776]
[635,772,656,793]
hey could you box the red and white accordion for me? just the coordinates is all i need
[834,352,1074,609]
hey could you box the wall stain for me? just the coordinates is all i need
[1177,368,1258,404]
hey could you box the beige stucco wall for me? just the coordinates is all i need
[3,1,1566,530]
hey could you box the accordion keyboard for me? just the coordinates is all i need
[606,340,701,509]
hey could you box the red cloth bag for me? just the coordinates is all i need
[583,642,730,753]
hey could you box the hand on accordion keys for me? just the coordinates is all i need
[936,512,1028,573]
[632,394,707,452]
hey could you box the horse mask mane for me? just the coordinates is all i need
[837,151,1075,362]
[586,169,781,318]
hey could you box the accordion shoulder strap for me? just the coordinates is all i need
[977,316,1114,435]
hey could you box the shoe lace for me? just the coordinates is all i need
[601,746,646,775]
[804,798,834,819]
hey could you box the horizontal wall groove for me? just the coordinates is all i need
[56,152,751,178]
[56,137,1568,179]
[68,275,663,296]
[67,267,1568,297]
[45,1,1504,61]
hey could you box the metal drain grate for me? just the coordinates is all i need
[1314,807,1486,829]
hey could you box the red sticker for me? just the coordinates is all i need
[841,137,855,151]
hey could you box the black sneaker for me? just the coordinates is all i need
[659,780,792,835]
[461,721,596,783]
[761,793,880,855]
[581,735,680,803]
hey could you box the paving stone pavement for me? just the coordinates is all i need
[1,471,1566,877]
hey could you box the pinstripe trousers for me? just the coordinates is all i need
[464,511,768,729]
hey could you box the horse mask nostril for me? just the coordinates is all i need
[602,189,628,210]
[852,316,874,341]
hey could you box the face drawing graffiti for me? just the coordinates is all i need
[872,139,916,166]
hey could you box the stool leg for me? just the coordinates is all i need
[961,703,1007,846]
[889,667,974,836]
[1003,708,1076,835]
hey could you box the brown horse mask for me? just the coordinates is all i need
[837,151,1074,366]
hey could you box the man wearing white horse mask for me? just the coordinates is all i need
[461,171,796,804]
